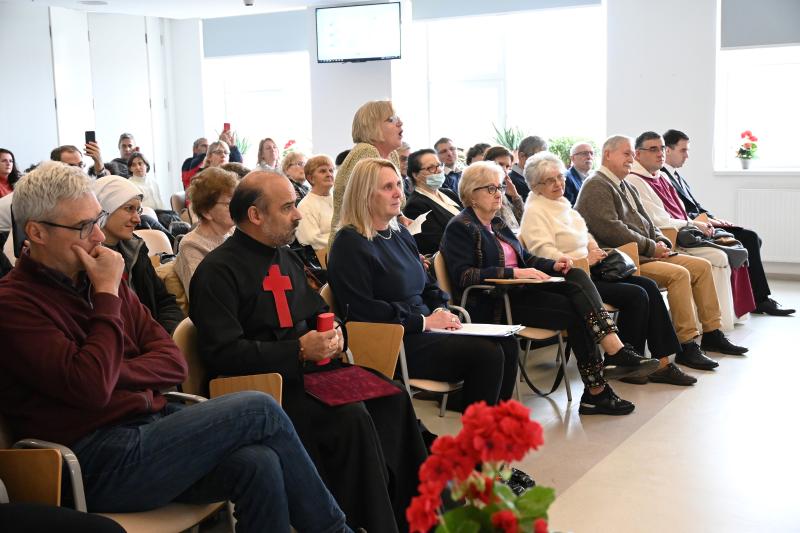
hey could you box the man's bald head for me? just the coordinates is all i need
[230,170,286,224]
[231,170,301,247]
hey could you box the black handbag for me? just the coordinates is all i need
[590,249,636,282]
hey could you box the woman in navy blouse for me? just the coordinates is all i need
[328,158,517,410]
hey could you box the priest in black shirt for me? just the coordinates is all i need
[189,171,426,533]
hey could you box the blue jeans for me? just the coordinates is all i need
[71,391,349,533]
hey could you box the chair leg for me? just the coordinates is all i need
[557,335,572,402]
[439,393,448,417]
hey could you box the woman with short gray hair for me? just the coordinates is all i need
[519,152,693,386]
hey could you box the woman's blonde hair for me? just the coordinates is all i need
[339,158,401,239]
[281,151,306,175]
[458,161,504,206]
[204,141,230,167]
[351,100,395,145]
[304,154,334,183]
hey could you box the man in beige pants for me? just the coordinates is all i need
[575,135,748,374]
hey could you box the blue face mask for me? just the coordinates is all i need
[426,172,446,189]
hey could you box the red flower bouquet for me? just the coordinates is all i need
[736,130,758,159]
[282,139,296,158]
[407,400,557,533]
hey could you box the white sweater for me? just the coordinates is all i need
[519,193,590,260]
[130,174,164,210]
[296,191,333,250]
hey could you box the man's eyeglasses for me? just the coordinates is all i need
[473,183,507,195]
[421,163,444,174]
[574,151,594,158]
[119,204,143,216]
[639,146,666,154]
[37,210,108,239]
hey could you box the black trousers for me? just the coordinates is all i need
[729,227,769,303]
[594,275,681,359]
[403,332,518,409]
[507,268,614,388]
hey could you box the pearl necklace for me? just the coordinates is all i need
[375,228,393,240]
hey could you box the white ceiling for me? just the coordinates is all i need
[2,0,343,20]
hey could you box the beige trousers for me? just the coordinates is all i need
[639,253,722,343]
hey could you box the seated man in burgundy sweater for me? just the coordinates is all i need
[0,161,350,533]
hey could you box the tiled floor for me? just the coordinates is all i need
[413,279,800,533]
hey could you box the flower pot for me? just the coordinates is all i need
[740,158,751,170]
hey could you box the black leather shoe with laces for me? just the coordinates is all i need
[753,297,795,316]
[700,329,748,355]
[647,363,697,386]
[602,344,660,380]
[676,342,719,370]
[578,385,635,416]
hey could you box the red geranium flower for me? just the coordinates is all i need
[743,142,752,149]
[407,493,440,533]
[534,518,549,533]
[751,136,758,142]
[491,509,519,533]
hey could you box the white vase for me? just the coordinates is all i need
[740,158,750,170]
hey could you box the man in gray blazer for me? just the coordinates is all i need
[575,135,747,374]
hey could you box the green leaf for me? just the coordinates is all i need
[437,506,491,533]
[516,486,556,519]
[491,482,517,505]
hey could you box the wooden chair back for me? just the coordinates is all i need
[155,261,189,315]
[432,252,453,298]
[0,449,62,505]
[315,248,328,269]
[573,256,590,274]
[172,318,207,396]
[616,242,640,275]
[346,322,403,379]
[694,212,710,224]
[319,283,337,314]
[660,226,678,248]
[209,374,283,406]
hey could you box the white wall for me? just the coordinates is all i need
[306,7,394,157]
[0,4,58,169]
[607,0,800,276]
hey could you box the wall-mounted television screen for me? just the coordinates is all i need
[316,2,401,63]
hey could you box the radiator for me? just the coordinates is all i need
[736,189,800,263]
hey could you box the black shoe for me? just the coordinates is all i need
[753,297,795,316]
[647,363,697,386]
[602,344,660,380]
[676,342,720,370]
[500,467,536,496]
[578,385,635,416]
[700,329,748,355]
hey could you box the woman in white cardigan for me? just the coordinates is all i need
[296,155,335,251]
[519,152,703,386]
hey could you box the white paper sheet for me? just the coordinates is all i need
[429,323,524,337]
[407,211,430,236]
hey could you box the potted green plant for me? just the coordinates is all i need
[736,130,758,169]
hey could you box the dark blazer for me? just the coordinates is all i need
[442,169,461,192]
[403,188,463,255]
[440,207,555,322]
[563,166,585,206]
[508,169,530,202]
[660,166,713,219]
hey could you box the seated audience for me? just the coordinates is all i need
[465,142,490,165]
[329,158,519,411]
[564,141,595,205]
[626,131,754,330]
[173,167,238,290]
[330,100,404,249]
[519,152,693,386]
[434,137,462,191]
[482,146,524,230]
[181,136,208,178]
[281,151,309,204]
[296,155,335,251]
[0,161,349,532]
[402,148,463,255]
[92,175,184,334]
[190,170,426,532]
[663,128,794,316]
[256,137,280,171]
[51,144,88,169]
[440,161,657,415]
[201,140,230,171]
[395,141,414,196]
[183,131,242,189]
[127,151,164,210]
[0,148,21,197]
[574,135,748,364]
[510,136,548,201]
[88,133,136,178]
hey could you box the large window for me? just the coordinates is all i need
[393,5,605,151]
[715,45,800,170]
[203,51,311,169]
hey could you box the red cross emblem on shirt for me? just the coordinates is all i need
[262,264,294,328]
